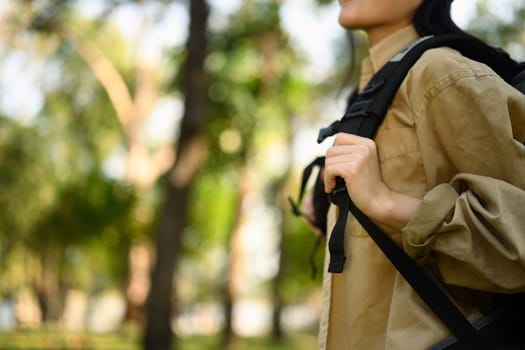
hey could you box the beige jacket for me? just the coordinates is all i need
[318,26,525,350]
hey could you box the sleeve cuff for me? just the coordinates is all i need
[402,183,459,259]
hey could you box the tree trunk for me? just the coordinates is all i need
[143,1,209,349]
[221,163,250,347]
[35,243,62,322]
[270,176,291,343]
[271,227,285,343]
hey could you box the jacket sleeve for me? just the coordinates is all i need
[402,64,525,293]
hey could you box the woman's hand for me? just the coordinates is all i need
[323,133,420,231]
[301,192,324,238]
[324,133,388,217]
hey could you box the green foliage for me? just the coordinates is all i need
[32,172,136,288]
[315,0,336,6]
[0,107,137,291]
[0,0,148,295]
[186,171,238,251]
[32,172,134,242]
[280,215,326,301]
[204,0,309,169]
[468,0,525,57]
[0,118,52,239]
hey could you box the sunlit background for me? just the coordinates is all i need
[0,0,523,349]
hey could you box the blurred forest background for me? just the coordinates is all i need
[0,0,523,349]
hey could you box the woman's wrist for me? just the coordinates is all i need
[368,188,421,232]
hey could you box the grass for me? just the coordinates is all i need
[177,334,317,350]
[0,326,137,350]
[0,327,317,350]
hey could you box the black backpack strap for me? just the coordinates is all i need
[288,156,328,278]
[511,62,525,93]
[288,156,325,218]
[322,35,439,273]
[319,34,520,146]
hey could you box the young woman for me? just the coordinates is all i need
[309,0,525,348]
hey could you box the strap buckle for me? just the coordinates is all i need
[344,100,373,119]
[317,120,340,143]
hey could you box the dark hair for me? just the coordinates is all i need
[413,0,519,82]
[413,0,469,37]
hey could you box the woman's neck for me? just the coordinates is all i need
[366,19,413,47]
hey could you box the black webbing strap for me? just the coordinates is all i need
[288,156,327,278]
[326,178,349,273]
[288,156,325,217]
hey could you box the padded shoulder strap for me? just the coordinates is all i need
[319,34,519,143]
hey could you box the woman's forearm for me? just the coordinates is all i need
[368,190,421,232]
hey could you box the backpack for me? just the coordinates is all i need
[290,34,525,349]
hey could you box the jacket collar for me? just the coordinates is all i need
[359,26,420,90]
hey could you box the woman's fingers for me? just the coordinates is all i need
[333,132,375,148]
[323,133,383,213]
[324,144,374,193]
